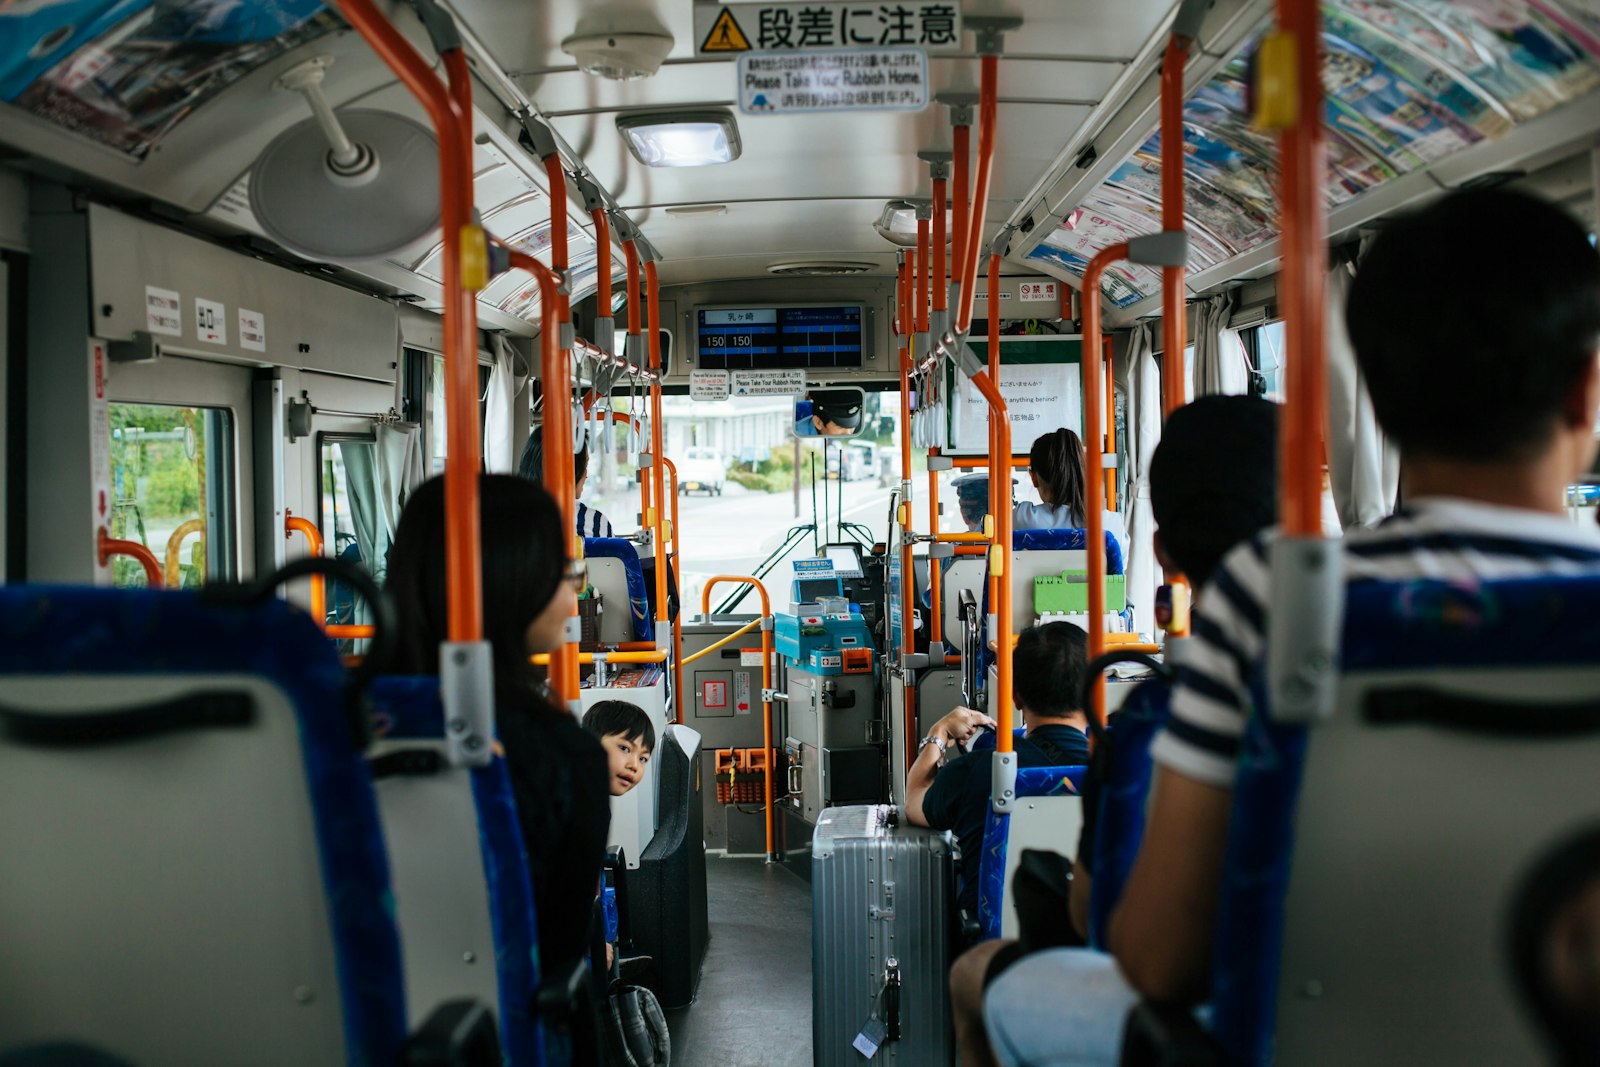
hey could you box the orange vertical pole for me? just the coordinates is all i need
[972,262,1013,752]
[703,578,775,861]
[337,0,481,644]
[1081,243,1130,728]
[952,121,970,313]
[538,152,579,705]
[623,240,651,533]
[592,208,613,317]
[916,216,931,337]
[955,55,999,336]
[1160,34,1192,417]
[927,467,942,645]
[645,261,669,630]
[663,455,684,724]
[896,253,917,769]
[986,254,1002,663]
[932,175,948,318]
[1278,0,1328,537]
[284,511,326,625]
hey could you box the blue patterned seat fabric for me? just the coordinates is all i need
[1208,575,1600,1066]
[974,758,1087,942]
[1087,675,1173,951]
[0,587,407,1067]
[369,676,545,1067]
[583,537,652,642]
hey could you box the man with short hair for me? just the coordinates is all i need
[518,427,615,537]
[906,622,1092,920]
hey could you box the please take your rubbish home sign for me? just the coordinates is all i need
[696,3,962,114]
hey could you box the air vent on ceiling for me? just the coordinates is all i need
[768,261,876,277]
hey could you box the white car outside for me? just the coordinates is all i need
[679,447,726,495]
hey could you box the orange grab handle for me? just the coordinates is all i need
[1160,32,1192,418]
[98,527,162,588]
[284,511,326,627]
[163,518,205,589]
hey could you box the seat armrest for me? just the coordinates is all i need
[1119,1001,1220,1067]
[402,999,501,1067]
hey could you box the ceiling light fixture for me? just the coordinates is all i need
[617,110,741,168]
[874,200,954,247]
[561,10,674,81]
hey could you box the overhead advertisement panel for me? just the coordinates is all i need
[740,49,928,113]
[695,2,962,56]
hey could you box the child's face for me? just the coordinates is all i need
[600,732,650,796]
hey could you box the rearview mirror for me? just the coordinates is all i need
[793,387,867,439]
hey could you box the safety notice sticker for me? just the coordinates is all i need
[145,286,181,337]
[690,369,731,401]
[740,48,928,114]
[696,3,961,55]
[730,368,806,396]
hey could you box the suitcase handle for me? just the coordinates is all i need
[884,958,901,1042]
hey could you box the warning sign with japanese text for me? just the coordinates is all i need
[740,49,927,113]
[695,3,962,56]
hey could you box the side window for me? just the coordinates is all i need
[108,403,236,588]
[1243,321,1285,401]
[318,432,374,630]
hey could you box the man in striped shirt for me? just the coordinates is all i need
[518,427,616,538]
[1110,188,1600,1007]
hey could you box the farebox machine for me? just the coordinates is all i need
[775,551,881,824]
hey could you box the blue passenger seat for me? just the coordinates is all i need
[583,537,652,643]
[0,585,495,1066]
[1135,575,1600,1066]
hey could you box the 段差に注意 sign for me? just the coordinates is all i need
[696,3,961,55]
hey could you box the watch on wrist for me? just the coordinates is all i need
[918,735,948,758]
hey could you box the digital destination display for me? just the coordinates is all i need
[696,306,864,370]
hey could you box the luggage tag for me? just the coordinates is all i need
[852,1017,887,1059]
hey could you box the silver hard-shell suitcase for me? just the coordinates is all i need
[812,804,957,1066]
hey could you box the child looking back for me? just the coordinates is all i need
[582,700,656,797]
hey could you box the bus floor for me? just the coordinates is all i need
[666,856,812,1065]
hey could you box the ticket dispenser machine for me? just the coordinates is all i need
[775,557,881,827]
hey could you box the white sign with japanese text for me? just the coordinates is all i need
[690,370,731,401]
[950,362,1080,456]
[696,2,961,55]
[194,297,227,346]
[730,368,807,396]
[740,48,927,113]
[1018,280,1059,303]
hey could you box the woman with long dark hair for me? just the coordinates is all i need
[386,473,610,981]
[1014,427,1127,558]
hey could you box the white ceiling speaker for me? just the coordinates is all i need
[250,56,441,263]
[561,11,674,80]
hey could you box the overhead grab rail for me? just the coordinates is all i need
[97,528,162,588]
[335,0,493,767]
[701,577,777,862]
[1160,0,1209,418]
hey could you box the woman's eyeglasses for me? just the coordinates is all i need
[563,560,588,589]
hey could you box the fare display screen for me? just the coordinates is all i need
[696,306,864,370]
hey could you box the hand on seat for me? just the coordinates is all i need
[932,707,997,747]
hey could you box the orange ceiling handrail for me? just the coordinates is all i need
[951,116,970,316]
[284,510,326,626]
[701,575,777,860]
[335,0,482,646]
[1081,242,1131,729]
[327,624,377,640]
[98,527,162,588]
[983,250,1015,753]
[163,518,205,590]
[592,207,613,316]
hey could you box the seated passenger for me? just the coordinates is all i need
[1013,427,1127,561]
[953,473,991,533]
[385,474,612,982]
[582,699,655,797]
[948,395,1278,1067]
[987,188,1600,1066]
[519,425,615,537]
[905,621,1091,918]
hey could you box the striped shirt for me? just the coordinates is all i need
[1152,497,1600,787]
[576,502,614,539]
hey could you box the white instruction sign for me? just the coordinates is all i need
[1019,280,1059,303]
[238,308,266,352]
[690,369,730,401]
[740,48,928,113]
[950,362,1081,456]
[145,286,182,337]
[696,3,961,55]
[735,671,752,715]
[194,297,227,346]
[731,369,807,396]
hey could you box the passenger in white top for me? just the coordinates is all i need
[1012,427,1127,562]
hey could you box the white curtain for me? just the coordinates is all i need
[1325,253,1399,528]
[482,334,517,473]
[1123,323,1162,633]
[1193,292,1250,397]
